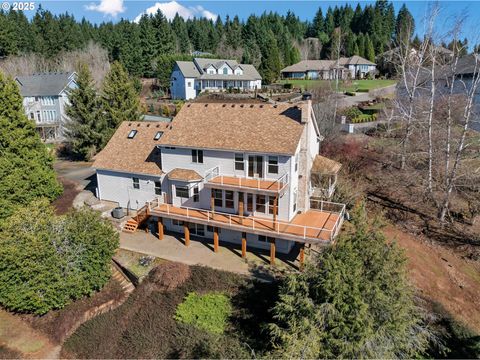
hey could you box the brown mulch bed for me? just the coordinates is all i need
[62,263,278,359]
[0,345,23,359]
[20,278,125,344]
[51,177,82,215]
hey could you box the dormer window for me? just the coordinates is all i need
[127,130,137,139]
[223,67,228,75]
[154,131,163,140]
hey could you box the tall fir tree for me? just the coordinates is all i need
[269,203,430,359]
[100,61,141,145]
[395,4,415,46]
[365,33,376,62]
[65,63,103,160]
[0,71,62,220]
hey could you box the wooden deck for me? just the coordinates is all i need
[150,203,341,243]
[207,175,286,192]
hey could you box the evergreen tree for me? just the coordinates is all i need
[99,61,141,145]
[395,4,415,46]
[152,9,176,54]
[0,72,62,220]
[258,31,281,84]
[357,33,366,58]
[171,13,190,53]
[139,14,159,77]
[365,33,375,61]
[65,63,103,160]
[269,203,430,358]
[309,8,325,37]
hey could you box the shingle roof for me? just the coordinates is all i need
[175,58,262,80]
[175,61,201,78]
[15,72,76,97]
[312,155,342,174]
[93,121,170,176]
[281,56,375,73]
[167,168,203,182]
[159,102,310,155]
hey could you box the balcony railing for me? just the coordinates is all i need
[204,166,289,193]
[146,197,345,243]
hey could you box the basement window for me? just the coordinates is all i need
[127,130,137,139]
[154,131,163,140]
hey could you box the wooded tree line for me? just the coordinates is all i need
[1,1,417,83]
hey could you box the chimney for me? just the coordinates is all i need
[300,100,311,124]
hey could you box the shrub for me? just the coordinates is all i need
[0,200,119,314]
[345,91,356,96]
[175,292,232,334]
[162,105,170,117]
[344,106,362,120]
[283,83,293,89]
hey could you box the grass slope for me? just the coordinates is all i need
[279,79,397,92]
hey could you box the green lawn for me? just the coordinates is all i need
[278,79,397,92]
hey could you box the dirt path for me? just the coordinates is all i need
[385,225,480,333]
[0,310,60,359]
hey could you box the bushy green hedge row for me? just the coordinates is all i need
[351,113,378,123]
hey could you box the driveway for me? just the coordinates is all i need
[120,228,304,278]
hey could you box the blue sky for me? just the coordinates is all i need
[16,1,480,45]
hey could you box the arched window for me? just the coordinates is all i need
[223,67,228,75]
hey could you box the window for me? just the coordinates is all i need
[295,153,299,172]
[173,219,184,226]
[225,190,234,209]
[268,156,278,174]
[207,225,214,233]
[128,129,137,139]
[176,186,189,198]
[154,131,163,140]
[132,177,140,189]
[187,81,192,87]
[29,112,34,119]
[223,67,228,74]
[235,153,244,171]
[193,186,199,202]
[154,181,161,195]
[35,96,39,102]
[191,149,203,163]
[256,195,266,213]
[189,223,205,236]
[36,111,41,122]
[247,193,253,212]
[268,196,278,215]
[258,235,275,243]
[212,189,223,207]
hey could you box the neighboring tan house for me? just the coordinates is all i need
[93,101,344,264]
[15,72,77,142]
[170,58,262,100]
[281,56,376,80]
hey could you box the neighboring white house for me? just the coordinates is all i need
[93,101,344,261]
[281,56,377,80]
[15,72,77,142]
[170,58,262,100]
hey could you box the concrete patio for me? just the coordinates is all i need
[119,226,305,277]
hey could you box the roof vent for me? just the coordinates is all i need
[250,104,254,108]
[187,104,191,107]
[259,104,264,108]
[137,123,141,127]
[231,104,235,107]
[146,123,150,127]
[128,123,132,126]
[205,103,208,107]
[273,105,278,108]
[222,104,226,107]
[156,124,160,128]
[240,104,244,108]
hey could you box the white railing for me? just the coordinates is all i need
[204,167,289,192]
[147,199,345,243]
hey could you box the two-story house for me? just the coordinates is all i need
[93,101,345,265]
[170,58,262,100]
[15,72,77,142]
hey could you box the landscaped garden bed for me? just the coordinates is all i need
[114,249,165,281]
[62,263,278,359]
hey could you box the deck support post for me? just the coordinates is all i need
[158,217,164,240]
[299,245,305,271]
[210,190,215,215]
[270,239,276,266]
[241,232,247,258]
[184,223,190,247]
[213,227,219,253]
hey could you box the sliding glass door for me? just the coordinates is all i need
[248,155,263,178]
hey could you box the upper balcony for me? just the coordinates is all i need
[203,166,289,195]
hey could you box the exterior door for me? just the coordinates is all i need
[248,155,263,178]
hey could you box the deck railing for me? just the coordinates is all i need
[204,166,289,192]
[147,197,344,243]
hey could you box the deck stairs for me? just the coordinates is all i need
[122,205,150,233]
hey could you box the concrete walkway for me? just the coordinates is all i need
[120,229,303,278]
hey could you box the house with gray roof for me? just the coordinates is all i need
[281,56,376,80]
[170,58,262,100]
[15,72,77,142]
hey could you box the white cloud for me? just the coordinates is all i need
[86,0,126,17]
[134,1,217,22]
